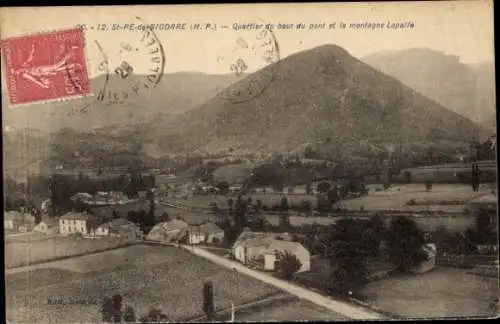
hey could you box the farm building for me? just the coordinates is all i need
[33,217,59,235]
[232,230,311,272]
[264,240,311,273]
[176,222,225,244]
[146,219,189,241]
[232,230,292,263]
[59,212,100,236]
[95,218,141,240]
[4,211,36,232]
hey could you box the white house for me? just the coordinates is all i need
[263,240,311,273]
[232,231,290,265]
[59,212,99,235]
[178,222,225,244]
[4,211,36,232]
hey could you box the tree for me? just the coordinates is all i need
[101,296,113,322]
[140,308,169,323]
[158,211,170,222]
[425,180,433,191]
[111,294,123,323]
[123,305,136,323]
[216,181,230,195]
[317,181,330,194]
[276,251,302,280]
[227,198,234,212]
[254,199,263,214]
[327,188,339,204]
[385,217,427,271]
[475,208,496,244]
[272,182,284,193]
[203,281,215,321]
[233,195,248,233]
[209,202,219,214]
[279,196,289,211]
[363,215,386,256]
[328,219,369,296]
[316,195,332,213]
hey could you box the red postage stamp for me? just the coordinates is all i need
[1,28,91,106]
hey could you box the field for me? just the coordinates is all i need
[363,267,499,318]
[5,236,129,268]
[5,244,282,323]
[234,298,348,321]
[339,183,491,213]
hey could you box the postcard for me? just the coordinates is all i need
[1,1,497,323]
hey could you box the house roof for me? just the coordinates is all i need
[199,222,223,234]
[59,211,99,221]
[166,219,189,231]
[4,211,35,222]
[99,218,136,228]
[232,231,282,249]
[265,240,306,255]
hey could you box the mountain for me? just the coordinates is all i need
[2,72,241,133]
[362,48,496,130]
[144,44,482,157]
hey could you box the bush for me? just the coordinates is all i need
[276,251,302,280]
[407,198,417,205]
[140,308,169,323]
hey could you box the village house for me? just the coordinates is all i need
[264,240,311,273]
[33,217,59,235]
[59,211,100,236]
[4,211,36,233]
[176,222,225,244]
[146,218,189,241]
[232,230,311,272]
[95,218,142,240]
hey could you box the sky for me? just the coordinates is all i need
[0,1,495,77]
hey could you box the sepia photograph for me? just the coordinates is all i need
[1,1,498,322]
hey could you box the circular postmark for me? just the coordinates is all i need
[66,17,165,115]
[216,26,280,104]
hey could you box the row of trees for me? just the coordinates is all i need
[48,172,156,217]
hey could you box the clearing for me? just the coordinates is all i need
[363,267,499,318]
[339,183,491,213]
[5,236,130,268]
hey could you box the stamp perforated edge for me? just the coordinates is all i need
[0,27,96,108]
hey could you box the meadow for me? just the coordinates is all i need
[339,183,490,213]
[363,267,499,318]
[5,236,129,268]
[5,244,281,323]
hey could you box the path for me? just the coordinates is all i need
[179,244,384,320]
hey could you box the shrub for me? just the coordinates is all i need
[276,251,302,280]
[407,198,417,206]
[140,308,169,323]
